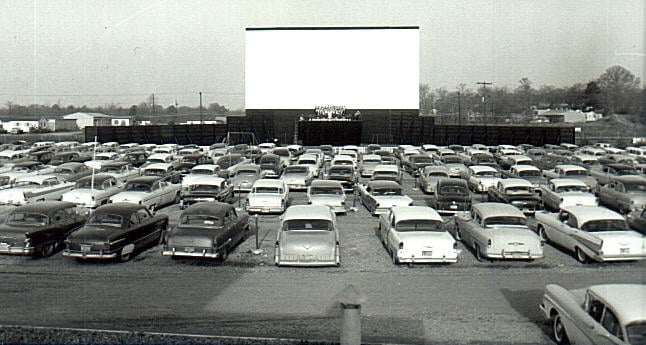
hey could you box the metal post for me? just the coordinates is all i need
[237,185,241,207]
[199,91,203,125]
[255,214,259,250]
[457,91,461,126]
[338,285,363,345]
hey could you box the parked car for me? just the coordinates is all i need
[359,154,382,177]
[49,151,89,166]
[27,150,54,165]
[370,163,403,183]
[180,176,233,209]
[181,164,221,188]
[454,203,544,261]
[419,166,450,194]
[214,154,251,178]
[627,208,646,235]
[122,151,149,167]
[429,178,472,215]
[486,178,542,215]
[357,180,413,216]
[246,179,289,214]
[109,176,182,212]
[535,205,646,263]
[63,202,168,262]
[402,154,434,177]
[50,162,93,182]
[297,153,323,177]
[463,165,502,193]
[540,283,646,345]
[140,163,182,184]
[62,174,123,208]
[539,178,598,211]
[598,175,646,214]
[501,165,546,187]
[177,153,207,175]
[307,180,346,214]
[274,205,340,267]
[543,164,598,191]
[281,165,315,191]
[0,174,74,206]
[325,164,357,193]
[162,202,249,260]
[0,161,55,185]
[0,201,88,257]
[99,161,141,184]
[441,155,469,178]
[229,164,263,192]
[259,153,284,178]
[590,163,641,189]
[378,206,460,265]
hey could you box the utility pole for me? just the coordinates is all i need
[150,93,155,124]
[199,91,203,124]
[476,81,492,123]
[457,91,462,126]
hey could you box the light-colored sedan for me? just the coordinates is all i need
[535,205,646,263]
[540,178,598,211]
[540,283,646,345]
[246,179,289,214]
[281,165,314,191]
[454,203,544,261]
[61,174,123,208]
[359,154,382,177]
[0,175,74,206]
[370,164,403,184]
[109,176,181,212]
[378,206,460,265]
[419,166,450,194]
[274,205,340,267]
[307,180,346,214]
[229,164,263,192]
[464,165,502,193]
[181,164,221,188]
[357,180,413,216]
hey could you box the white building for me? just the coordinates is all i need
[62,112,112,129]
[111,118,131,126]
[1,120,39,133]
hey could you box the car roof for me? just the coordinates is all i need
[554,164,587,171]
[94,202,146,215]
[470,165,498,172]
[587,284,646,325]
[550,178,588,188]
[100,161,130,168]
[15,174,58,183]
[182,201,232,217]
[611,175,646,184]
[391,206,442,222]
[368,180,401,188]
[512,164,540,171]
[185,175,225,185]
[473,202,526,219]
[283,205,334,221]
[191,164,219,171]
[126,176,164,184]
[252,179,285,188]
[143,163,172,170]
[561,206,624,223]
[310,180,343,188]
[12,201,76,214]
[76,174,116,184]
[499,178,533,188]
[374,164,399,171]
[437,178,468,187]
[423,165,449,173]
[57,162,86,169]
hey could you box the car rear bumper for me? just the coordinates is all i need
[62,249,118,259]
[162,247,221,259]
[0,245,35,255]
[486,250,544,260]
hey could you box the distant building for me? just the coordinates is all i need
[111,118,131,126]
[583,111,603,122]
[62,112,112,129]
[0,119,39,133]
[538,109,586,123]
[183,120,225,125]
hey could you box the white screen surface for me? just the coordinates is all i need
[245,27,419,110]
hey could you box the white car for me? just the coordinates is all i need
[297,154,322,177]
[540,178,598,211]
[378,206,460,265]
[274,205,340,267]
[61,174,123,208]
[540,284,646,345]
[359,154,382,177]
[419,166,450,194]
[465,165,502,193]
[535,205,646,263]
[357,180,413,216]
[454,203,544,261]
[98,161,141,184]
[109,176,182,212]
[229,164,263,192]
[281,165,314,191]
[179,176,233,209]
[371,164,403,183]
[246,179,289,214]
[84,152,121,170]
[0,175,74,206]
[307,180,346,214]
[181,164,221,188]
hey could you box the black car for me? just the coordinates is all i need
[326,165,356,192]
[63,203,168,262]
[162,202,249,260]
[51,162,92,182]
[429,178,472,215]
[50,151,90,165]
[122,151,149,167]
[402,154,434,176]
[0,201,88,257]
[27,150,54,164]
[259,154,284,178]
[177,153,207,175]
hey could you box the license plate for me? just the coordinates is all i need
[81,245,91,253]
[262,208,270,213]
[185,247,194,253]
[450,205,458,210]
[620,248,630,254]
[301,255,315,262]
[422,251,433,256]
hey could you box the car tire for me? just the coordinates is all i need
[40,243,56,258]
[149,204,156,213]
[575,247,588,264]
[173,193,180,205]
[219,247,228,262]
[537,225,549,243]
[391,249,400,265]
[552,313,570,345]
[454,224,462,241]
[475,244,485,262]
[119,252,131,263]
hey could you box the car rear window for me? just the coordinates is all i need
[396,220,443,232]
[283,220,333,231]
[180,215,223,227]
[483,216,526,227]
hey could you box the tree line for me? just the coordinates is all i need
[420,65,645,123]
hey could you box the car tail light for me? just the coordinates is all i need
[24,238,31,248]
[453,242,458,250]
[487,239,492,248]
[398,242,404,250]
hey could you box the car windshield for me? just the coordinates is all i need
[144,169,166,176]
[75,180,105,190]
[87,213,123,227]
[329,169,351,176]
[428,172,449,177]
[505,186,532,194]
[625,182,646,193]
[617,169,639,175]
[411,156,433,163]
[375,171,397,176]
[189,184,219,192]
[556,185,588,193]
[125,183,152,192]
[626,321,646,345]
[581,220,629,232]
[483,216,527,227]
[236,170,257,176]
[0,176,10,185]
[191,168,213,175]
[54,168,74,174]
[13,181,41,187]
[182,157,199,164]
[285,167,308,174]
[363,159,381,164]
[396,220,444,232]
[101,166,122,173]
[440,186,469,195]
[372,187,402,196]
[283,219,333,231]
[310,187,343,195]
[180,215,223,227]
[564,170,589,176]
[518,170,541,177]
[299,159,316,165]
[7,212,48,225]
[475,171,498,177]
[253,187,281,194]
[442,157,462,164]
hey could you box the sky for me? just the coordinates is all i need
[0,0,643,110]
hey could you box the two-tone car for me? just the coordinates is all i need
[259,153,285,178]
[454,203,544,261]
[180,176,233,209]
[597,175,646,214]
[61,174,123,208]
[419,166,450,194]
[181,164,221,188]
[540,178,598,211]
[535,205,646,263]
[140,163,182,184]
[359,154,382,177]
[378,206,460,265]
[109,176,182,212]
[325,164,357,193]
[464,165,502,193]
[162,202,249,260]
[0,201,88,257]
[307,180,346,214]
[99,161,141,184]
[0,174,74,206]
[246,179,289,214]
[357,180,413,216]
[63,203,168,262]
[50,162,92,182]
[540,283,646,345]
[229,164,263,192]
[486,178,542,215]
[274,205,340,267]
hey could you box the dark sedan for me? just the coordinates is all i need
[429,178,472,215]
[63,203,168,262]
[402,154,434,176]
[162,202,249,260]
[0,201,88,257]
